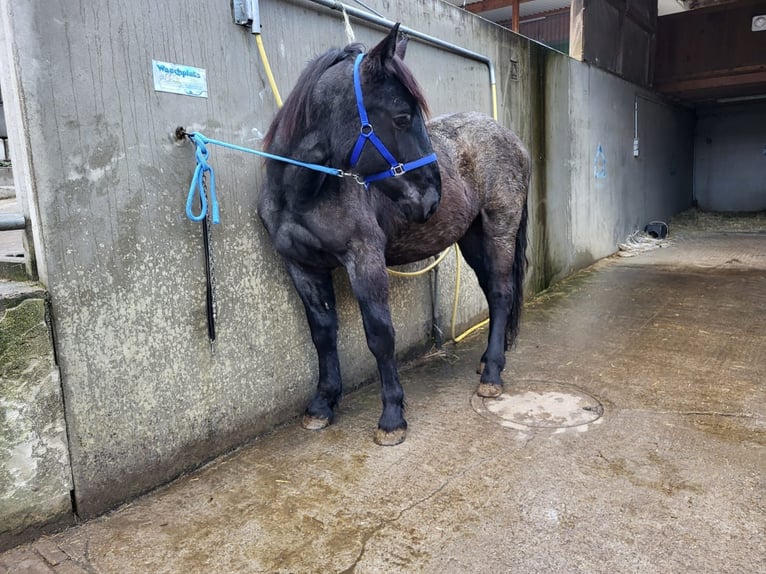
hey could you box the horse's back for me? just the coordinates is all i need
[384,112,529,266]
[429,112,530,201]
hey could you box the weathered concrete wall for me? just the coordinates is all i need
[543,49,695,282]
[0,282,72,549]
[694,102,766,212]
[0,0,696,529]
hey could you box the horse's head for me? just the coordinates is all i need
[264,24,441,224]
[348,25,441,223]
[313,25,441,224]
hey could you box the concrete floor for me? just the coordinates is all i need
[1,225,764,573]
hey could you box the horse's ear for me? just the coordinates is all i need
[365,23,401,76]
[395,33,409,61]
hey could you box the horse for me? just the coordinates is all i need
[257,24,530,446]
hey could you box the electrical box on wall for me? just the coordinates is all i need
[233,0,260,32]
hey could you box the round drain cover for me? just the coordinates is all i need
[471,381,603,430]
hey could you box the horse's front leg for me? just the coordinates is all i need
[344,248,406,446]
[283,261,342,430]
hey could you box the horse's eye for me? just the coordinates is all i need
[393,114,412,129]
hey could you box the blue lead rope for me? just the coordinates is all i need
[185,131,346,223]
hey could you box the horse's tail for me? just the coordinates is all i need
[507,199,528,347]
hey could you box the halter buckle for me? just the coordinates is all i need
[390,163,405,177]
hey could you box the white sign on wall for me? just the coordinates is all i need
[152,60,208,98]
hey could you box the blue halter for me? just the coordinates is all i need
[348,53,437,188]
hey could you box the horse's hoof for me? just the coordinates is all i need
[476,382,503,398]
[476,361,485,375]
[302,415,330,430]
[374,427,406,446]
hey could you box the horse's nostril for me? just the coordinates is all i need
[423,189,440,220]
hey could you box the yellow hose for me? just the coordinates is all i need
[454,317,489,343]
[386,247,451,277]
[450,244,461,341]
[446,245,487,343]
[255,34,283,108]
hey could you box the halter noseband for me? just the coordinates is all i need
[348,53,437,188]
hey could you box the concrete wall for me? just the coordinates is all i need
[543,49,695,282]
[0,283,72,548]
[694,101,766,212]
[0,0,695,531]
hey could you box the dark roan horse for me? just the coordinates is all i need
[258,24,530,445]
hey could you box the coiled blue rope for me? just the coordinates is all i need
[186,133,219,223]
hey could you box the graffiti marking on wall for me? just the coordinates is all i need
[594,144,607,179]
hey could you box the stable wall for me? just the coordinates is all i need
[543,49,695,282]
[655,0,766,102]
[694,101,766,212]
[0,0,694,529]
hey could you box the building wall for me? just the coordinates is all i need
[570,0,657,87]
[518,10,571,54]
[695,102,766,212]
[543,49,694,282]
[0,0,695,528]
[655,0,766,102]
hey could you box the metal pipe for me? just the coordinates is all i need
[304,0,498,120]
[0,212,25,231]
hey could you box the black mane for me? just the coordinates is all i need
[262,42,430,153]
[262,44,363,152]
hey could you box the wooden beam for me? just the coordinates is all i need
[655,64,766,85]
[655,70,766,93]
[512,0,520,31]
[465,0,536,13]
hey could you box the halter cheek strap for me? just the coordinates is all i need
[348,53,437,188]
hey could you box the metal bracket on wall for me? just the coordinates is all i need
[232,0,261,33]
[510,59,519,81]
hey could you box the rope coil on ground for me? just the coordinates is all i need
[618,230,672,257]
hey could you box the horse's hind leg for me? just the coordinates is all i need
[284,262,343,429]
[458,212,524,398]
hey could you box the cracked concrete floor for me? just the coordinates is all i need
[2,228,764,573]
